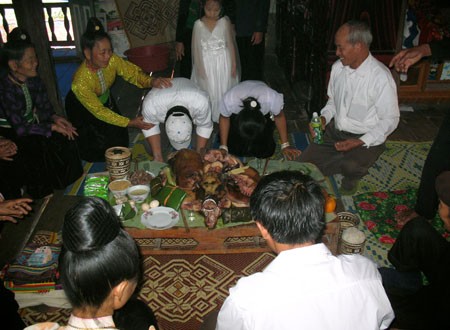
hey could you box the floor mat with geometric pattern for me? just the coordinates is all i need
[20,252,275,330]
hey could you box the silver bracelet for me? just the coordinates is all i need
[219,145,228,152]
[281,142,290,150]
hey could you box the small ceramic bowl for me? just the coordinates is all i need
[127,185,150,203]
[108,179,132,202]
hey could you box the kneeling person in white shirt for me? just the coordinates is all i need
[215,171,394,330]
[141,77,213,162]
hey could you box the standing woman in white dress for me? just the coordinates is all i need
[191,0,240,123]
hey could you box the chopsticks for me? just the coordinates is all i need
[180,209,190,233]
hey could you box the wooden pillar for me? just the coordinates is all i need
[12,0,63,114]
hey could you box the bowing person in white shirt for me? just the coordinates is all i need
[141,77,213,162]
[298,20,400,195]
[218,80,301,160]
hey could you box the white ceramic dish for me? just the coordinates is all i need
[141,206,179,230]
[127,184,150,203]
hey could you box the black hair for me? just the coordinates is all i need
[60,197,141,310]
[81,17,112,53]
[200,0,225,18]
[114,298,159,330]
[250,171,325,245]
[236,97,266,141]
[2,28,33,65]
[164,105,193,123]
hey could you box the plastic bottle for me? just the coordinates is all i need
[310,112,323,144]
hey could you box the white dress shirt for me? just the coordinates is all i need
[219,80,284,117]
[216,244,394,330]
[141,77,213,139]
[321,54,399,147]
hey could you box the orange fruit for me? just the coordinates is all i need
[325,195,336,213]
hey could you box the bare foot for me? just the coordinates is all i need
[395,209,418,227]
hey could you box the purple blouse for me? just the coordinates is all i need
[0,75,54,137]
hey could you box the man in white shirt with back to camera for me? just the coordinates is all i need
[215,170,394,330]
[298,20,400,195]
[141,77,213,162]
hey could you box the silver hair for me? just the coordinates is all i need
[344,20,372,48]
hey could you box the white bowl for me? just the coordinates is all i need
[108,179,132,199]
[127,185,150,203]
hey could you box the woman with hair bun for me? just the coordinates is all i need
[0,28,82,199]
[218,80,301,159]
[25,197,159,330]
[65,17,172,162]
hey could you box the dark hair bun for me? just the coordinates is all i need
[7,28,30,43]
[62,197,121,253]
[85,17,105,34]
[242,97,261,111]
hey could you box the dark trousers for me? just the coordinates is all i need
[415,110,450,219]
[237,36,265,81]
[179,29,193,79]
[0,127,82,199]
[0,282,26,330]
[298,121,385,180]
[65,90,129,162]
[384,217,450,329]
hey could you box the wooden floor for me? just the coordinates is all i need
[0,47,448,268]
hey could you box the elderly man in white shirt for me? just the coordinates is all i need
[214,171,394,330]
[298,20,400,194]
[141,77,213,162]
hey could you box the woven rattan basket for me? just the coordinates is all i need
[337,212,360,240]
[105,146,131,180]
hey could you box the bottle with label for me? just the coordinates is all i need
[310,112,323,144]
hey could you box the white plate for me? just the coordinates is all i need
[141,206,179,230]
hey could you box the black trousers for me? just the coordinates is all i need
[415,110,450,219]
[385,217,450,329]
[65,90,129,162]
[179,29,193,79]
[236,35,265,82]
[0,127,83,199]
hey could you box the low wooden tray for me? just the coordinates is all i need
[126,218,339,255]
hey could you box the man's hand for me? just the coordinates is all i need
[251,32,263,45]
[175,42,185,61]
[282,146,301,160]
[389,44,432,73]
[334,139,364,152]
[128,116,154,130]
[0,198,33,223]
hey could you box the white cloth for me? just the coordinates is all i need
[141,77,213,139]
[24,315,116,330]
[219,80,284,117]
[320,54,399,147]
[216,244,394,330]
[191,16,240,122]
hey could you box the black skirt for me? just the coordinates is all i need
[65,90,129,162]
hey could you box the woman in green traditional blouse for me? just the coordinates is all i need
[66,17,172,162]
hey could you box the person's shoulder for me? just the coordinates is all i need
[337,254,380,279]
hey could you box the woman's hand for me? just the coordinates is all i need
[52,115,78,140]
[151,77,173,89]
[0,138,18,161]
[282,146,301,160]
[128,116,154,130]
[0,198,33,223]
